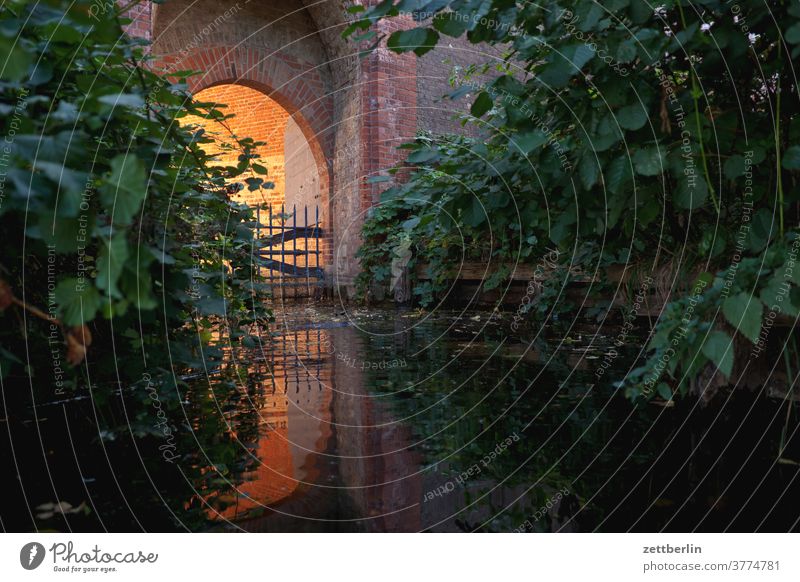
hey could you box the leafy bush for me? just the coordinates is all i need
[0,0,272,526]
[349,0,800,400]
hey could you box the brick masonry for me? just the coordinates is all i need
[122,0,483,294]
[182,84,290,208]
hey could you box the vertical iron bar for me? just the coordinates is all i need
[281,203,285,301]
[256,205,261,283]
[315,205,319,285]
[268,204,273,287]
[305,205,310,297]
[293,204,297,298]
[295,330,300,394]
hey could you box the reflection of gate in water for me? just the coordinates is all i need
[253,204,324,298]
[218,326,332,520]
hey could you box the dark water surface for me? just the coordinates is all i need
[3,304,799,532]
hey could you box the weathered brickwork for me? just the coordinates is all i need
[183,84,290,208]
[416,36,501,137]
[123,0,483,293]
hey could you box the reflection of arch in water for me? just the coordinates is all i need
[229,326,424,531]
[218,328,335,521]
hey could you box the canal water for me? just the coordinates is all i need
[4,303,799,532]
[211,304,800,532]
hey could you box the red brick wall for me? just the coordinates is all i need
[416,36,505,137]
[359,14,419,210]
[183,84,290,208]
[120,2,151,40]
[119,1,436,292]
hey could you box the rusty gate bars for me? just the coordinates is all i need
[254,203,323,295]
[305,205,310,297]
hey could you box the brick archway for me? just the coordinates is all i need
[158,47,334,254]
[124,0,423,293]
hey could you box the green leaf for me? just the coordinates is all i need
[244,177,263,191]
[616,40,637,63]
[702,331,734,377]
[196,295,227,317]
[33,161,89,216]
[656,382,673,401]
[633,147,665,176]
[616,104,648,131]
[37,210,86,254]
[0,37,33,81]
[723,155,746,180]
[407,148,440,163]
[120,250,158,310]
[386,27,439,56]
[55,278,102,326]
[461,197,486,227]
[471,91,494,117]
[746,208,774,252]
[605,155,632,191]
[432,12,468,37]
[96,231,130,299]
[513,130,547,154]
[782,146,800,170]
[100,155,148,225]
[401,217,420,230]
[723,292,763,344]
[537,52,577,87]
[674,173,708,210]
[98,93,145,109]
[786,23,800,44]
[579,154,599,190]
[760,277,798,317]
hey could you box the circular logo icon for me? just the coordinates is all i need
[20,542,46,570]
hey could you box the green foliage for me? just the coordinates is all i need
[348,0,800,401]
[702,331,734,378]
[358,134,565,305]
[0,0,272,527]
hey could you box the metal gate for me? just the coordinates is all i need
[253,204,324,298]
